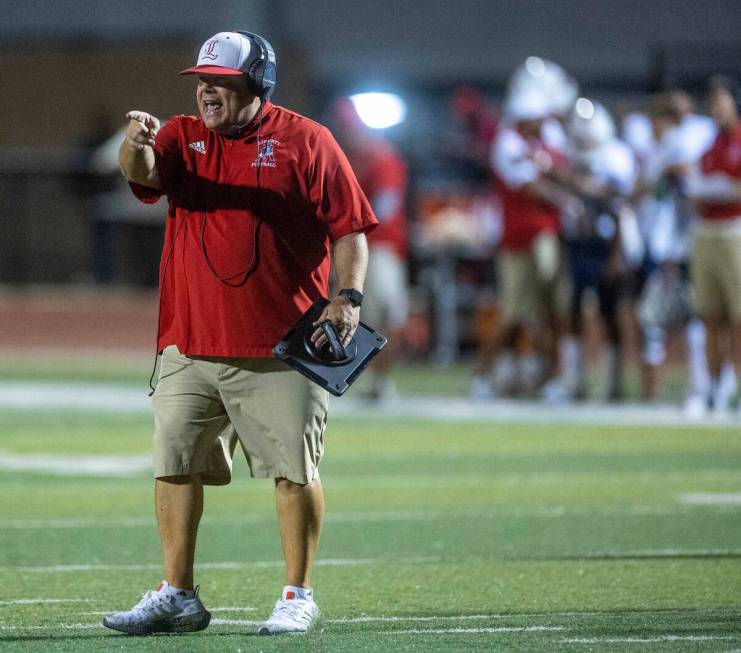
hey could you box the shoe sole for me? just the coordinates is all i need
[102,610,211,635]
[257,610,320,636]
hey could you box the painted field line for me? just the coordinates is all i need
[0,598,92,606]
[0,382,149,412]
[211,618,262,626]
[3,381,739,428]
[679,492,741,505]
[562,635,735,643]
[81,606,257,616]
[0,450,150,476]
[3,501,739,532]
[0,623,101,631]
[330,615,514,623]
[127,614,543,627]
[0,516,155,530]
[577,547,741,559]
[382,626,566,634]
[7,556,439,574]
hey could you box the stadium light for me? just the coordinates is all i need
[349,92,407,129]
[575,97,595,120]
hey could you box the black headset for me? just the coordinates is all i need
[236,30,277,100]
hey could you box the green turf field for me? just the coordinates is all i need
[1,399,740,651]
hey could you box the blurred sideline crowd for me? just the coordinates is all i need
[339,58,741,416]
[84,58,741,416]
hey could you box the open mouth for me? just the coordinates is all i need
[202,100,223,117]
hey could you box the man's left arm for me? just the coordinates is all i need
[311,231,369,348]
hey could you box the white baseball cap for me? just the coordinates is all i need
[180,31,253,76]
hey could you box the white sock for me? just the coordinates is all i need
[159,581,195,599]
[282,585,313,601]
[560,336,583,394]
[604,344,621,397]
[686,319,710,398]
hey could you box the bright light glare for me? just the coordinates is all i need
[349,93,407,129]
[525,56,546,77]
[575,97,595,119]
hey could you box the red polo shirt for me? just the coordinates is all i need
[351,141,408,259]
[698,123,741,221]
[130,101,378,358]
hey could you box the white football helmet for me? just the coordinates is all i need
[508,57,579,117]
[567,99,616,151]
[502,86,552,123]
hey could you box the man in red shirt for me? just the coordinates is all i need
[103,31,377,636]
[687,76,741,414]
[472,87,577,398]
[332,98,409,399]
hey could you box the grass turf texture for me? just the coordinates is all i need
[0,408,740,651]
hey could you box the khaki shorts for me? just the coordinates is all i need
[691,227,741,321]
[362,246,409,330]
[152,346,329,485]
[498,233,569,326]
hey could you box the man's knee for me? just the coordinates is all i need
[156,474,202,485]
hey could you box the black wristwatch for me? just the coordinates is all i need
[338,288,363,307]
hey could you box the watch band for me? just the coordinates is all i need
[338,288,363,307]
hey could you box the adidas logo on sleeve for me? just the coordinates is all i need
[188,140,206,154]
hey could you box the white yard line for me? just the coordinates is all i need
[0,450,150,476]
[211,618,262,626]
[562,635,736,643]
[0,623,101,631]
[0,383,150,412]
[678,492,741,506]
[330,614,514,623]
[579,547,741,558]
[382,626,566,634]
[0,598,92,606]
[2,503,738,531]
[5,556,439,574]
[9,547,737,575]
[2,381,739,428]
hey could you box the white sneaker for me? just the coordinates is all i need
[103,581,210,635]
[540,378,569,404]
[258,586,320,635]
[683,393,709,421]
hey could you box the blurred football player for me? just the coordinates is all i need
[633,91,735,413]
[686,76,741,416]
[560,99,638,400]
[471,86,580,399]
[332,98,409,400]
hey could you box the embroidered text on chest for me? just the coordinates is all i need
[189,140,207,155]
[252,138,280,167]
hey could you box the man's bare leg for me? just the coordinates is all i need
[704,316,725,380]
[730,321,741,377]
[155,475,203,590]
[275,478,324,587]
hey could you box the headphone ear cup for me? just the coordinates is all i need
[247,58,264,96]
[261,62,276,99]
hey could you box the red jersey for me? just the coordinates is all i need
[699,123,741,221]
[492,127,560,252]
[131,101,378,358]
[348,141,408,259]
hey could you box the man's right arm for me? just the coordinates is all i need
[119,111,162,189]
